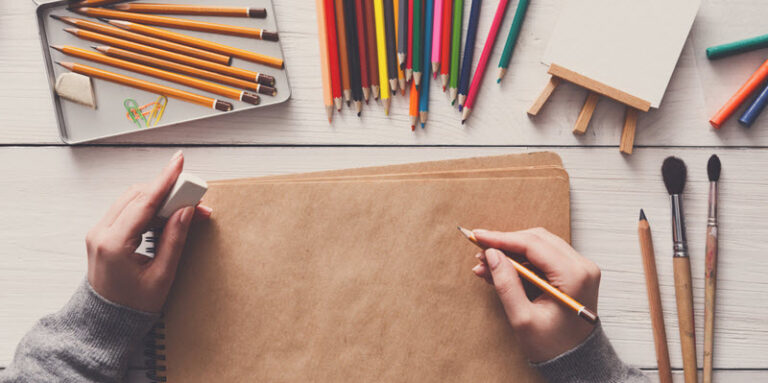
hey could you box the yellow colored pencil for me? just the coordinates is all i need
[374,0,391,114]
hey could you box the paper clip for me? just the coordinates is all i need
[148,96,168,127]
[124,98,148,128]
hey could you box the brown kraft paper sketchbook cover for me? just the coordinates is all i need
[163,153,569,382]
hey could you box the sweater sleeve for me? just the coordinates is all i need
[0,279,159,383]
[532,323,650,383]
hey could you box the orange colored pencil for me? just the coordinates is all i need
[710,58,768,128]
[50,15,230,65]
[409,81,419,130]
[64,28,266,83]
[68,0,123,7]
[71,7,279,41]
[107,20,282,69]
[57,61,232,111]
[114,3,267,18]
[316,0,334,121]
[52,45,260,104]
[95,46,276,95]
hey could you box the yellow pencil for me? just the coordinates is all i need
[373,0,390,114]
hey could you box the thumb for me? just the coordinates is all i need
[485,248,533,328]
[149,206,195,284]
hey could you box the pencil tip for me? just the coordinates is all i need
[639,209,647,221]
[497,78,501,84]
[421,123,425,129]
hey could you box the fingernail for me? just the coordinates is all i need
[472,264,482,273]
[485,249,501,269]
[197,204,213,218]
[180,206,193,225]
[170,150,183,163]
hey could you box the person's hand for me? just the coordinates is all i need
[85,151,211,313]
[470,228,601,363]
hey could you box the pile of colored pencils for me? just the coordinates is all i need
[316,0,530,128]
[50,1,283,112]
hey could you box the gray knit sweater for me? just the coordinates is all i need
[0,281,648,382]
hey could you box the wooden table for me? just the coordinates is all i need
[2,1,767,381]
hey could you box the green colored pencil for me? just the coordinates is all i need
[448,0,463,104]
[497,0,530,83]
[412,0,423,85]
[707,33,768,60]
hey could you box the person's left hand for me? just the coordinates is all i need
[85,151,211,313]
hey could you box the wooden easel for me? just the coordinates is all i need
[528,64,652,154]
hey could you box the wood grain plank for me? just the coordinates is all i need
[2,146,768,369]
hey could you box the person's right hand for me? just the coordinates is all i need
[470,228,601,363]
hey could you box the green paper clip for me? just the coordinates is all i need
[124,98,148,128]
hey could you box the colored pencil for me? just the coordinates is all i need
[439,0,452,90]
[710,58,768,128]
[52,45,261,104]
[114,3,267,18]
[323,0,343,110]
[457,0,481,109]
[497,0,529,83]
[412,0,423,85]
[72,7,278,41]
[397,0,408,70]
[96,46,275,95]
[638,210,673,383]
[50,15,230,65]
[458,226,598,325]
[430,0,443,76]
[344,0,364,115]
[107,20,283,68]
[57,61,232,111]
[383,0,399,94]
[394,0,406,94]
[405,0,415,82]
[461,0,509,123]
[707,33,768,60]
[316,0,334,121]
[64,28,265,83]
[334,0,352,105]
[409,81,419,129]
[354,0,371,102]
[68,0,123,7]
[374,0,391,114]
[739,80,768,127]
[363,0,381,100]
[419,0,434,128]
[448,0,463,104]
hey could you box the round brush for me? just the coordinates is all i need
[661,156,697,383]
[704,154,721,383]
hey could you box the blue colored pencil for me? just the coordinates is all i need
[419,0,434,128]
[457,0,481,109]
[739,80,768,127]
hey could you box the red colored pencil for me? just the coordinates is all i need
[324,0,343,111]
[440,0,452,90]
[406,0,414,82]
[354,0,371,102]
[363,0,380,100]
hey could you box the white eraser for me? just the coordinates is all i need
[157,172,208,219]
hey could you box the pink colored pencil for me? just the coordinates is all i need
[430,0,443,76]
[461,0,509,123]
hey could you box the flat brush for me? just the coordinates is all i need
[703,154,721,383]
[661,156,697,383]
[457,226,599,325]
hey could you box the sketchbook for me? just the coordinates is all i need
[148,153,570,382]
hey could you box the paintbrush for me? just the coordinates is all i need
[638,209,673,383]
[703,154,721,383]
[458,226,598,325]
[662,156,697,383]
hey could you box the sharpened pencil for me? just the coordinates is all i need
[374,0,391,114]
[412,0,423,85]
[409,81,419,130]
[497,0,529,83]
[430,0,443,76]
[113,3,267,18]
[458,226,599,325]
[419,0,434,128]
[405,0,415,82]
[323,0,344,110]
[439,0,452,90]
[384,0,399,94]
[397,0,409,70]
[457,0,481,109]
[334,0,352,105]
[363,0,381,100]
[316,0,335,121]
[394,0,406,94]
[343,0,364,115]
[354,0,372,102]
[448,0,463,104]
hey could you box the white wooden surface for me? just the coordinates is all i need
[2,0,768,381]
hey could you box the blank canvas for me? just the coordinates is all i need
[543,0,700,108]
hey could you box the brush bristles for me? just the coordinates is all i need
[708,154,721,182]
[662,156,687,195]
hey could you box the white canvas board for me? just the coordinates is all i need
[543,0,700,108]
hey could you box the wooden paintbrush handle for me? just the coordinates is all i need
[674,256,698,383]
[703,226,718,383]
[638,224,673,383]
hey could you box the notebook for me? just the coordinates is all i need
[148,153,569,382]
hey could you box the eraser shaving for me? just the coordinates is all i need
[54,72,96,108]
[158,172,208,219]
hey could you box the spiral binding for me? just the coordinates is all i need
[141,229,167,382]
